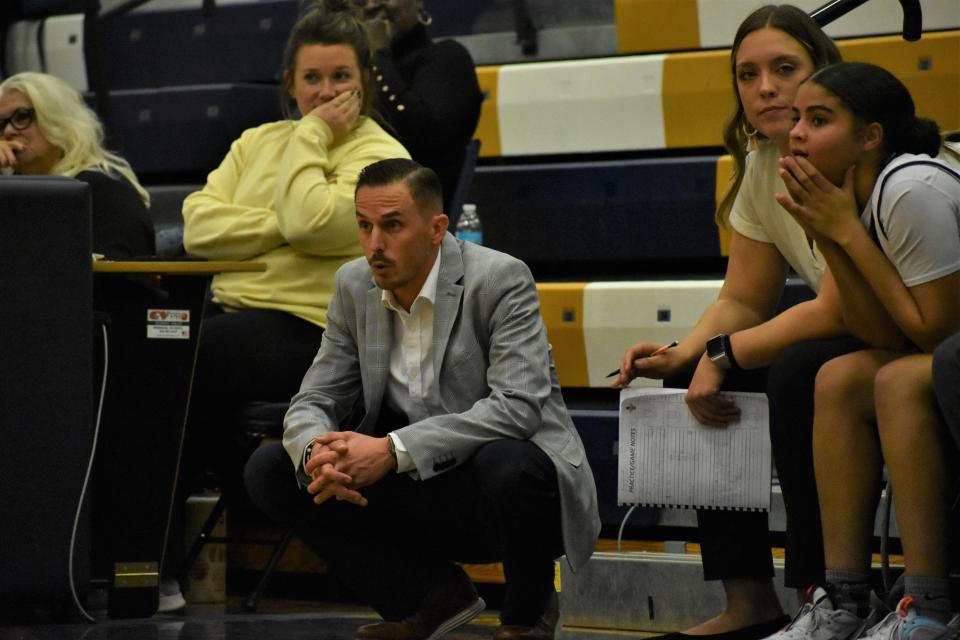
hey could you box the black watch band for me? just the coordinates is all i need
[706,334,741,372]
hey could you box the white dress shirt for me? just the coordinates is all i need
[380,245,443,473]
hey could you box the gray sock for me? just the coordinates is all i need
[825,569,872,617]
[904,575,953,624]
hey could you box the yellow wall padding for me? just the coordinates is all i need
[715,155,734,256]
[615,0,700,55]
[536,283,589,388]
[662,50,733,148]
[838,31,959,132]
[474,65,502,158]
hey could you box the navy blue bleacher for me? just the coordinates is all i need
[98,1,298,89]
[470,156,724,279]
[102,83,281,177]
[87,2,298,178]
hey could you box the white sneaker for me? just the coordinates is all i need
[763,587,867,640]
[861,597,960,640]
[157,578,186,613]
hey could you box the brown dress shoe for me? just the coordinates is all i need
[494,591,559,640]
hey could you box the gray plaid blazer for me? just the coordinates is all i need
[282,232,600,571]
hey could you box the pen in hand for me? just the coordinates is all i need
[606,340,679,378]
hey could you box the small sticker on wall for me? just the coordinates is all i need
[147,309,190,340]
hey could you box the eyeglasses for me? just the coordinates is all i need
[0,108,35,132]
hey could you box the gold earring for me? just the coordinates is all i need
[742,121,758,138]
[417,8,433,26]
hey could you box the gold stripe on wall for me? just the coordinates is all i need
[474,66,502,158]
[662,50,732,148]
[615,0,701,55]
[715,155,734,256]
[838,31,960,132]
[536,283,589,388]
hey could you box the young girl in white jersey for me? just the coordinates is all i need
[766,61,960,640]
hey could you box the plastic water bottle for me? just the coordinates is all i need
[456,203,483,245]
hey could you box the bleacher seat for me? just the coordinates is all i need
[470,156,724,279]
[103,84,281,177]
[98,1,298,89]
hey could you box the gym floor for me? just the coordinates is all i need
[0,599,654,639]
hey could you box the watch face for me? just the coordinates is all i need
[706,335,724,360]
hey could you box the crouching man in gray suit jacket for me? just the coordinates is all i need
[245,158,600,640]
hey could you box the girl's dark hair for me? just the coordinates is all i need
[717,4,841,226]
[280,0,375,119]
[809,62,941,157]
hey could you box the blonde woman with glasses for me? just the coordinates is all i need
[0,71,154,259]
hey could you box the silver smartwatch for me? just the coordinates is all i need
[706,334,740,371]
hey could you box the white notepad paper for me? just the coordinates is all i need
[618,387,771,511]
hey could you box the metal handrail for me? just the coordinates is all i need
[811,0,923,41]
[513,0,537,56]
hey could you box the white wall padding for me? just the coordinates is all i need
[497,55,667,156]
[43,14,88,93]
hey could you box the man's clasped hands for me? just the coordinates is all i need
[304,431,396,507]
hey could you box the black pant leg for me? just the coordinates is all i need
[245,441,436,620]
[467,439,563,625]
[697,509,774,580]
[245,438,563,625]
[934,332,960,451]
[767,336,867,588]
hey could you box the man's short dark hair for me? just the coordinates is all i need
[356,158,444,215]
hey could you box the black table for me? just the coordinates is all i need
[91,260,264,618]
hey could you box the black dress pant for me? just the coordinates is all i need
[245,434,564,626]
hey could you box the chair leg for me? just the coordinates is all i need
[242,530,294,612]
[182,495,228,580]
